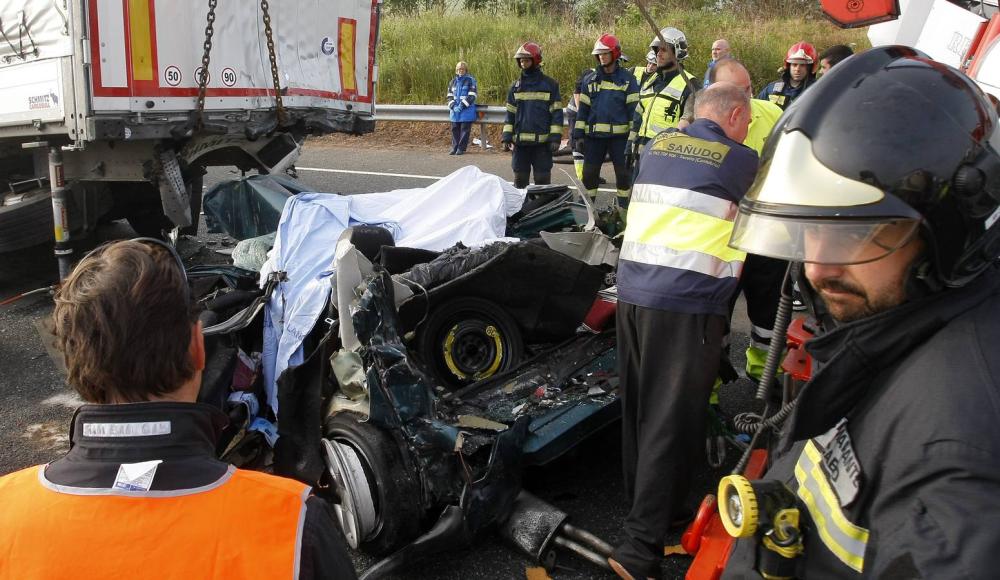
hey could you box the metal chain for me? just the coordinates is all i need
[260,0,286,125]
[195,0,218,129]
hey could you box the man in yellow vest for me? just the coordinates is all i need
[609,83,757,580]
[707,58,787,384]
[626,27,698,178]
[0,239,357,579]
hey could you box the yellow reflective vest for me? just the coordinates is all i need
[631,69,696,142]
[744,98,784,155]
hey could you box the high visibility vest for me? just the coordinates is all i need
[744,98,784,155]
[0,465,310,579]
[633,70,695,141]
[617,122,758,315]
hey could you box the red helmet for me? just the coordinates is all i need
[592,34,622,61]
[785,41,818,71]
[513,42,542,66]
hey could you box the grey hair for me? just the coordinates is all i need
[694,82,749,122]
[456,61,468,70]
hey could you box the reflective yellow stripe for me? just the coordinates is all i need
[579,94,591,106]
[620,240,743,279]
[616,189,630,199]
[589,123,630,134]
[519,132,537,140]
[598,81,627,91]
[623,203,745,263]
[626,92,640,104]
[128,0,153,81]
[506,103,518,113]
[575,120,588,131]
[549,125,562,134]
[338,19,358,92]
[794,442,869,572]
[549,101,563,111]
[502,124,514,133]
[515,91,550,101]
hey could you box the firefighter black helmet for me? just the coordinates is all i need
[730,45,1000,288]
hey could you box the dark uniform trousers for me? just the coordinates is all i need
[614,301,727,576]
[512,143,553,188]
[451,121,473,153]
[583,136,630,192]
[735,254,787,359]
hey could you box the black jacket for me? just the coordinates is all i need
[43,402,358,580]
[723,267,1000,578]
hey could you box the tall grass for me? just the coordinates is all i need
[376,7,868,104]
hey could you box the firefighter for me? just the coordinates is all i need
[723,46,1000,578]
[610,82,758,580]
[0,239,357,579]
[758,41,817,110]
[627,27,697,178]
[502,42,563,188]
[631,50,659,91]
[573,34,640,208]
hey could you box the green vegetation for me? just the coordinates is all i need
[376,7,869,105]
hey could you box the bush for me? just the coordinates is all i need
[376,6,868,105]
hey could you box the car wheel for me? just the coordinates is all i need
[417,297,524,389]
[323,412,424,557]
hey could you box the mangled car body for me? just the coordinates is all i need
[193,167,626,574]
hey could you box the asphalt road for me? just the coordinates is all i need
[0,139,753,580]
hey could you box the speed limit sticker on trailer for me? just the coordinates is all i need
[163,65,182,86]
[222,67,237,87]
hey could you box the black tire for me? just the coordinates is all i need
[324,412,424,557]
[416,297,524,389]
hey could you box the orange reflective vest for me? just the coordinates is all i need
[0,465,310,579]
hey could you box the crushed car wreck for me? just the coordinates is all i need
[192,167,632,576]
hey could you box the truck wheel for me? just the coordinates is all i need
[323,412,424,557]
[417,297,523,389]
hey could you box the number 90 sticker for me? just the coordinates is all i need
[222,67,237,87]
[163,65,182,87]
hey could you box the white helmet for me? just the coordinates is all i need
[649,27,688,61]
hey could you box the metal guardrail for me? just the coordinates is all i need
[376,104,508,124]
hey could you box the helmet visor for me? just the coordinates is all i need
[730,209,921,265]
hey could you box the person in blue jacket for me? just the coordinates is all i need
[573,34,640,208]
[447,61,478,155]
[501,43,563,188]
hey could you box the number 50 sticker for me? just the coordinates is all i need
[163,65,182,87]
[221,67,237,87]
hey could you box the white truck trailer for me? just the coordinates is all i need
[0,0,379,270]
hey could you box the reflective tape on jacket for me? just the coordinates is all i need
[620,239,743,279]
[795,441,870,572]
[0,465,310,578]
[597,80,627,92]
[591,123,630,135]
[630,183,737,221]
[515,91,551,101]
[623,201,746,265]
